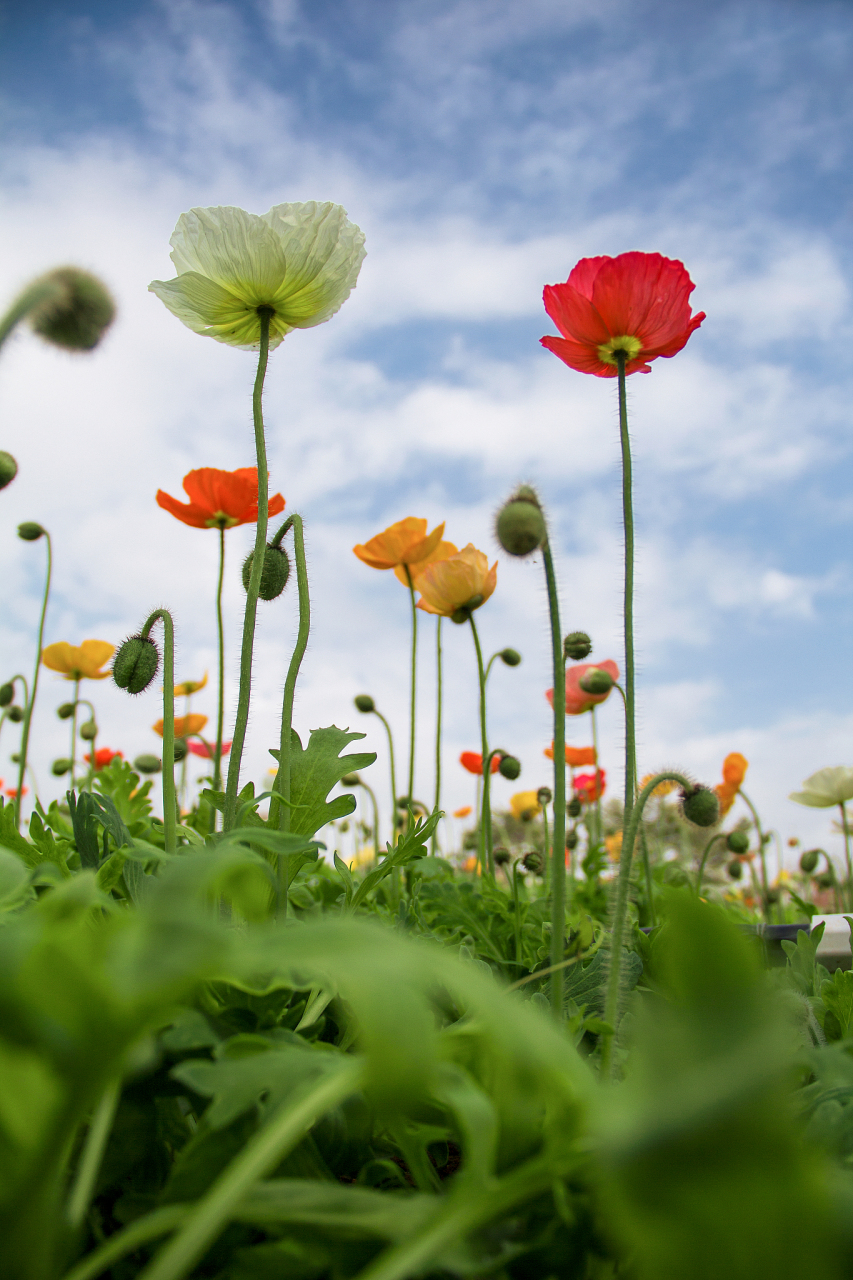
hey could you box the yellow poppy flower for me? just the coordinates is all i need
[42,640,114,681]
[153,714,208,739]
[510,791,541,821]
[414,544,497,620]
[174,672,208,697]
[353,517,449,585]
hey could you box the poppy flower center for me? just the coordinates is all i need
[597,334,643,366]
[205,511,241,529]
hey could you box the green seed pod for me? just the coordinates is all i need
[51,758,72,776]
[133,754,162,775]
[173,737,188,762]
[112,635,159,694]
[680,784,721,828]
[242,543,290,601]
[566,829,579,850]
[0,451,17,491]
[799,848,820,875]
[57,701,76,720]
[726,830,750,855]
[498,754,521,780]
[563,631,592,661]
[493,847,511,866]
[17,522,45,541]
[500,648,521,667]
[578,667,614,695]
[78,719,97,741]
[495,487,547,557]
[7,706,23,723]
[766,887,780,905]
[341,773,360,787]
[29,267,115,351]
[727,859,743,880]
[567,796,582,818]
[354,694,375,713]
[0,683,13,707]
[10,754,20,762]
[522,850,544,875]
[537,786,552,806]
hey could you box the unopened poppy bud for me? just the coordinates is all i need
[17,522,45,541]
[173,737,188,762]
[766,887,779,905]
[567,796,582,818]
[494,847,511,866]
[726,830,750,855]
[7,706,23,723]
[354,694,375,713]
[0,451,17,491]
[495,488,547,557]
[499,755,521,780]
[537,786,552,806]
[563,631,592,662]
[0,683,13,707]
[242,543,290,601]
[522,850,544,874]
[57,702,76,720]
[79,719,97,741]
[500,648,521,667]
[29,267,115,351]
[727,859,743,880]
[799,848,820,874]
[566,829,579,849]
[450,594,484,625]
[113,635,159,694]
[341,773,360,787]
[51,758,72,776]
[578,667,614,695]
[680,784,720,828]
[134,754,162,774]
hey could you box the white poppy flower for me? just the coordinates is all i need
[149,202,366,350]
[789,766,853,808]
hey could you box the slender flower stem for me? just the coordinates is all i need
[432,617,443,854]
[840,803,853,910]
[469,615,491,878]
[590,706,602,847]
[615,352,637,829]
[140,610,177,855]
[739,789,770,919]
[269,514,311,835]
[511,861,523,964]
[213,527,226,797]
[224,310,272,830]
[542,804,550,876]
[370,709,399,848]
[405,567,418,815]
[360,780,381,862]
[65,1077,120,1230]
[16,530,51,828]
[542,539,567,1019]
[0,277,64,352]
[69,678,80,791]
[695,832,725,899]
[602,769,692,1076]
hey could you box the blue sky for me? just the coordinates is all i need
[0,0,850,854]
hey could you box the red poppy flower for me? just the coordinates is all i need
[84,747,123,770]
[156,467,285,530]
[187,739,232,759]
[541,253,705,379]
[573,769,606,803]
[460,751,500,775]
[547,660,619,716]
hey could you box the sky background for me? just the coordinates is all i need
[0,0,850,863]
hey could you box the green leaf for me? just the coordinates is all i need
[271,727,376,839]
[0,799,41,869]
[782,922,829,998]
[821,969,853,1040]
[0,849,33,912]
[348,811,439,912]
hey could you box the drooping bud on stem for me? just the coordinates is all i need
[799,848,820,874]
[0,683,13,707]
[17,522,45,542]
[578,667,614,695]
[78,720,97,741]
[113,635,160,695]
[498,754,521,780]
[28,267,115,352]
[0,452,17,491]
[499,648,521,667]
[495,485,547,557]
[241,544,290,601]
[354,694,375,713]
[680,784,721,828]
[726,830,750,855]
[134,754,162,775]
[563,631,592,661]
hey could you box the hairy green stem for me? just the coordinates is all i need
[373,709,399,847]
[16,530,51,827]
[269,513,310,834]
[432,616,443,854]
[65,1078,120,1230]
[405,567,418,815]
[224,309,271,830]
[141,610,176,854]
[615,352,636,827]
[590,705,602,848]
[360,779,381,862]
[695,832,725,899]
[543,540,567,1019]
[841,803,853,910]
[213,527,226,798]
[0,277,63,351]
[69,678,80,792]
[469,615,491,878]
[739,789,771,920]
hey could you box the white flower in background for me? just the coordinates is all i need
[149,202,366,351]
[789,766,853,808]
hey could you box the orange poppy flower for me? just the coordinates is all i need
[545,742,597,767]
[715,752,749,817]
[153,714,208,738]
[84,747,123,770]
[42,640,114,681]
[547,660,619,716]
[353,517,448,586]
[453,805,472,818]
[541,253,705,379]
[415,544,497,619]
[156,467,285,530]
[460,751,500,776]
[640,774,678,798]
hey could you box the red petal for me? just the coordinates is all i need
[540,335,616,377]
[156,489,211,528]
[565,256,611,300]
[543,283,610,347]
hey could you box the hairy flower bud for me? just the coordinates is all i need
[493,847,511,866]
[500,648,521,667]
[7,706,23,723]
[57,702,76,720]
[799,848,821,875]
[29,267,115,352]
[173,737,188,762]
[242,543,290,601]
[495,487,546,557]
[563,631,592,662]
[354,694,375,713]
[0,451,17,491]
[17,522,45,541]
[341,772,360,787]
[51,758,72,776]
[567,796,582,818]
[578,667,614,696]
[522,850,544,874]
[499,754,521,780]
[0,683,13,707]
[566,829,579,849]
[726,830,750,855]
[727,859,743,880]
[537,786,552,806]
[134,754,162,775]
[680,784,720,828]
[78,719,97,741]
[113,635,160,694]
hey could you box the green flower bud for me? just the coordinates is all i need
[799,848,820,874]
[354,694,375,713]
[242,543,290,601]
[766,888,780,905]
[537,786,552,806]
[10,753,20,762]
[499,754,521,780]
[726,830,750,855]
[341,773,360,787]
[51,758,72,776]
[727,859,743,880]
[579,667,614,695]
[495,487,547,557]
[450,595,484,625]
[566,829,579,849]
[0,451,17,491]
[133,754,162,775]
[567,796,582,818]
[500,648,521,667]
[78,719,97,741]
[29,267,115,352]
[173,737,188,762]
[522,850,544,874]
[113,635,159,694]
[563,631,592,662]
[57,702,76,720]
[680,784,720,828]
[17,522,45,541]
[493,847,511,866]
[7,706,23,723]
[0,683,13,707]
